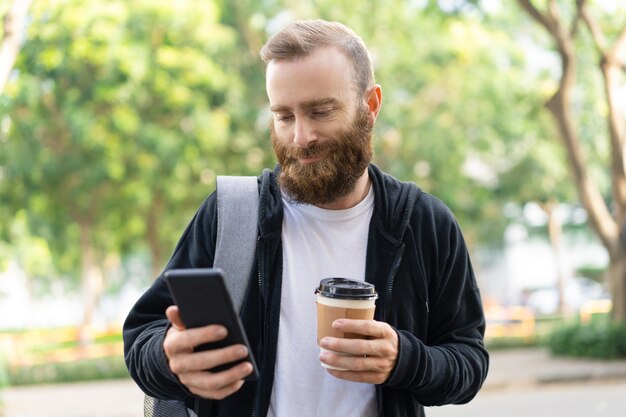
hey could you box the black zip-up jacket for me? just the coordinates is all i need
[123,164,489,417]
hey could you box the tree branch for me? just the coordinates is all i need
[610,26,626,66]
[570,0,588,38]
[580,5,626,217]
[614,27,626,73]
[0,0,33,95]
[517,0,555,35]
[518,0,620,249]
[546,0,560,23]
[579,2,607,53]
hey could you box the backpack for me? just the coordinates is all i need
[144,175,259,417]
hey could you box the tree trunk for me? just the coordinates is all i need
[79,221,104,342]
[542,200,568,315]
[608,246,626,322]
[581,8,626,324]
[0,0,33,94]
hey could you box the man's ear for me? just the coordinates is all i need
[364,84,382,123]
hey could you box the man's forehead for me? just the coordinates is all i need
[266,45,350,70]
[265,49,358,109]
[266,48,354,84]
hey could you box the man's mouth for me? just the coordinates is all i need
[297,155,322,164]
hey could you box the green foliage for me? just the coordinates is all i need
[1,0,622,311]
[548,321,626,359]
[1,211,60,294]
[576,265,607,283]
[0,356,8,389]
[7,356,129,386]
[0,358,6,413]
[0,0,272,289]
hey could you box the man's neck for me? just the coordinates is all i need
[316,170,371,210]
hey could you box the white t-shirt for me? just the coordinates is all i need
[267,186,377,417]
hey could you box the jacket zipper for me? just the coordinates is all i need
[384,244,405,321]
[377,243,405,417]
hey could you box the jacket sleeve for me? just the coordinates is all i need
[122,194,218,400]
[383,196,489,406]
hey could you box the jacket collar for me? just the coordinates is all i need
[258,164,421,244]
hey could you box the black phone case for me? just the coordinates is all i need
[164,268,259,380]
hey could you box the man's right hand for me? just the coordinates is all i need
[164,305,254,400]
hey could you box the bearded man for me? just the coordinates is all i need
[124,19,488,417]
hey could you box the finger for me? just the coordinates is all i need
[319,351,391,384]
[166,305,186,330]
[200,379,245,400]
[164,324,228,356]
[332,319,388,339]
[320,336,368,356]
[319,347,392,371]
[169,344,249,375]
[320,349,371,371]
[181,361,254,400]
[321,335,397,357]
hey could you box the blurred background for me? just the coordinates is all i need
[0,0,625,416]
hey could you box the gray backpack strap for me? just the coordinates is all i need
[144,175,258,417]
[214,175,259,312]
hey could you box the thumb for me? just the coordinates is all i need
[166,305,186,330]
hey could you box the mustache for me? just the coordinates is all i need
[283,142,335,160]
[269,120,338,160]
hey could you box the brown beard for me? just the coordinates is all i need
[270,108,374,206]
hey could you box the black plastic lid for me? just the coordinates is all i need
[314,278,378,300]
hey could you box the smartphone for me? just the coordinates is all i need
[164,268,259,380]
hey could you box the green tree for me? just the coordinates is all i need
[516,0,626,322]
[0,0,255,328]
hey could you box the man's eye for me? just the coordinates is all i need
[277,115,294,122]
[311,110,331,118]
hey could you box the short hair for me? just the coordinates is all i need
[260,19,375,96]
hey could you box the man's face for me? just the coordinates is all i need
[266,46,374,205]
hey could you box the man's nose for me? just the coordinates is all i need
[293,118,317,147]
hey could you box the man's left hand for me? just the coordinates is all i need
[319,319,398,384]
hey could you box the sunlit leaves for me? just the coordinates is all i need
[0,0,251,287]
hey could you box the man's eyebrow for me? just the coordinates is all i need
[269,104,291,113]
[269,97,344,113]
[301,97,343,111]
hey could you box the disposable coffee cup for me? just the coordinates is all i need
[315,277,378,370]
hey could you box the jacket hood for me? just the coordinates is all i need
[368,164,421,247]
